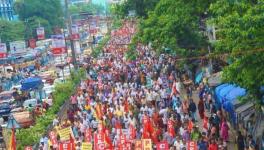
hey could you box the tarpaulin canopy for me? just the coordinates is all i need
[215,84,247,124]
[21,77,43,91]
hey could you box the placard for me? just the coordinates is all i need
[58,127,72,141]
[156,142,169,150]
[81,142,92,150]
[59,140,73,150]
[37,27,45,40]
[49,131,58,146]
[142,139,152,150]
[135,140,142,150]
[187,141,198,150]
[0,43,7,58]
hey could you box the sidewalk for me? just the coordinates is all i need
[181,89,237,149]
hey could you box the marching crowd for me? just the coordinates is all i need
[39,21,258,150]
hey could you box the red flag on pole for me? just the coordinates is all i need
[9,128,16,150]
[167,119,176,137]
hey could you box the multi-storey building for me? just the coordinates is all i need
[0,0,14,21]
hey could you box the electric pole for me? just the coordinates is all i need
[64,0,77,69]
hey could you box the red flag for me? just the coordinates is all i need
[203,116,208,130]
[49,131,58,147]
[142,115,150,139]
[105,128,113,149]
[167,119,175,137]
[129,124,136,140]
[124,99,129,113]
[188,120,193,132]
[70,134,75,150]
[9,128,16,150]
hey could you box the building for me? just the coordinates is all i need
[0,0,14,21]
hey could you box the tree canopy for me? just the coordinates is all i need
[14,0,64,38]
[0,20,25,43]
[69,3,105,15]
[209,0,264,103]
[113,0,160,18]
[135,0,209,55]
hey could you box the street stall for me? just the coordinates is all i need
[214,84,248,126]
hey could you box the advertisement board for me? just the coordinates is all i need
[9,41,26,56]
[0,43,7,58]
[37,27,45,40]
[71,24,80,40]
[51,35,66,55]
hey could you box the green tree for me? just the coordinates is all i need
[209,0,264,103]
[0,20,25,43]
[69,3,105,15]
[136,0,208,55]
[113,0,160,18]
[14,0,64,36]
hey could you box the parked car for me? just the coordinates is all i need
[0,102,11,118]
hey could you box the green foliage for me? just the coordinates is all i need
[92,34,110,57]
[113,0,159,18]
[135,0,208,56]
[16,69,85,149]
[125,42,138,61]
[24,16,52,40]
[0,20,25,43]
[14,0,64,37]
[69,3,105,15]
[209,0,264,102]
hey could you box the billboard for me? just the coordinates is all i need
[51,35,66,55]
[0,43,7,58]
[37,27,45,40]
[9,41,26,56]
[71,24,80,40]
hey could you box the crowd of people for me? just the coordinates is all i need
[39,21,259,150]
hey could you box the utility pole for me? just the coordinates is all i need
[64,0,77,69]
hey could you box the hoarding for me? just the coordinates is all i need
[9,41,27,56]
[0,43,7,58]
[51,35,66,55]
[37,27,45,40]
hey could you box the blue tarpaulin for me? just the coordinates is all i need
[21,77,43,91]
[215,84,247,124]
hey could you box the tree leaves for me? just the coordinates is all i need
[210,0,264,101]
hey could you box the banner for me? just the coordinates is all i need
[81,142,92,150]
[49,131,58,147]
[29,39,36,49]
[0,43,7,58]
[94,132,105,150]
[51,35,66,55]
[37,27,45,40]
[187,141,198,150]
[135,140,142,150]
[24,146,33,150]
[59,140,74,150]
[71,25,80,40]
[9,41,26,56]
[58,127,72,141]
[142,139,152,150]
[156,142,169,150]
